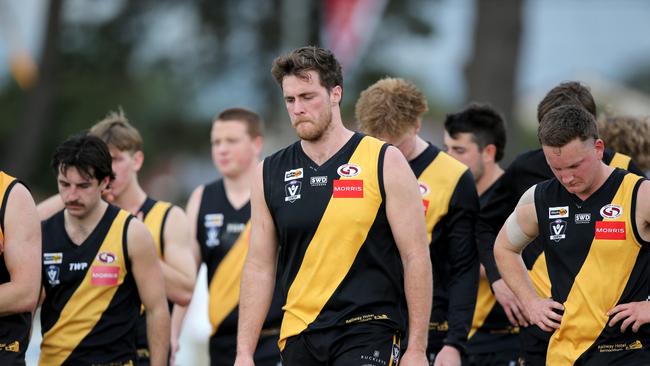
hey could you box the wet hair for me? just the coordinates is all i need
[538,105,598,147]
[271,46,343,93]
[537,81,597,123]
[51,133,115,182]
[213,107,264,138]
[444,103,507,162]
[355,77,428,138]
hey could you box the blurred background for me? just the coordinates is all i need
[2,0,650,364]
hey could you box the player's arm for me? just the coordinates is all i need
[159,206,197,306]
[608,179,650,332]
[235,162,278,366]
[170,185,204,364]
[0,183,41,316]
[494,185,563,332]
[383,146,432,365]
[36,194,64,221]
[438,170,479,363]
[127,218,170,366]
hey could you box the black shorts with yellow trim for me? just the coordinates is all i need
[281,322,401,366]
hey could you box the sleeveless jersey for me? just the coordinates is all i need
[263,133,407,350]
[467,182,520,355]
[197,180,283,337]
[0,172,31,365]
[535,168,650,365]
[409,144,479,352]
[40,205,139,365]
[135,198,173,356]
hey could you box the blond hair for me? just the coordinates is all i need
[355,77,428,138]
[599,115,650,171]
[89,108,143,152]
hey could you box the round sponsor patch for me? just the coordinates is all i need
[600,204,623,219]
[97,252,116,264]
[337,163,361,177]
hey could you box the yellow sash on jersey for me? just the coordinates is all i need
[208,222,251,334]
[0,172,16,245]
[278,136,384,350]
[40,209,130,366]
[143,200,172,258]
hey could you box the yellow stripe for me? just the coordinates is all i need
[608,152,631,170]
[278,136,384,350]
[529,252,551,298]
[143,201,172,258]
[388,333,400,366]
[208,222,251,334]
[468,276,497,339]
[40,209,130,365]
[0,172,16,243]
[417,152,467,243]
[547,174,642,365]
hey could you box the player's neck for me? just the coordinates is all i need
[223,162,257,209]
[64,200,108,246]
[301,118,353,166]
[477,164,503,196]
[114,179,148,215]
[576,163,614,201]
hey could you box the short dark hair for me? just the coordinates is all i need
[444,103,507,162]
[271,46,343,93]
[213,108,264,138]
[51,133,115,182]
[537,81,597,123]
[538,105,599,147]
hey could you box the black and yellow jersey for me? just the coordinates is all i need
[263,132,407,350]
[135,197,173,358]
[467,182,519,355]
[197,180,283,338]
[535,168,650,365]
[40,204,139,365]
[409,143,479,352]
[0,172,32,365]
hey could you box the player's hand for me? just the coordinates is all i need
[233,355,255,366]
[492,279,528,326]
[400,348,428,365]
[433,345,461,366]
[169,337,180,365]
[608,301,650,333]
[523,296,563,332]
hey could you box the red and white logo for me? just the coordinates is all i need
[422,199,430,214]
[594,221,626,240]
[337,163,361,177]
[91,266,120,286]
[600,204,623,219]
[418,182,430,197]
[97,252,116,264]
[333,179,364,198]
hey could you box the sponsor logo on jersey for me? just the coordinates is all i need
[422,199,430,214]
[595,221,626,240]
[310,176,328,186]
[418,182,430,197]
[285,180,302,202]
[226,222,246,234]
[69,262,88,271]
[337,163,361,177]
[549,206,569,219]
[3,341,19,352]
[46,265,60,286]
[91,266,120,286]
[97,251,116,264]
[204,213,224,247]
[600,204,623,219]
[549,219,567,242]
[333,179,363,198]
[284,168,303,181]
[44,252,63,265]
[575,213,591,224]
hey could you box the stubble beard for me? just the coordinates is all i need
[295,108,332,142]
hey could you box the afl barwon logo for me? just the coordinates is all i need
[337,163,361,177]
[600,204,623,219]
[97,252,116,264]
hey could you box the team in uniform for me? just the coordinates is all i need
[4,45,650,366]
